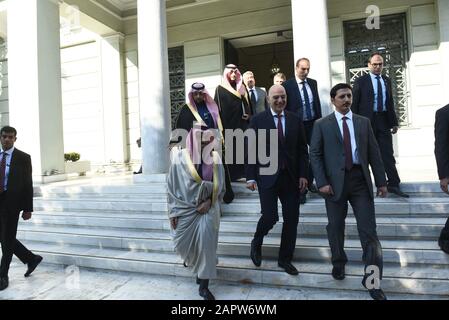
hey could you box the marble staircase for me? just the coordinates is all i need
[15,175,449,298]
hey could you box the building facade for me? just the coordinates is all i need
[0,0,448,183]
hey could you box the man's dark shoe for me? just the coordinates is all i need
[438,238,449,254]
[278,261,299,275]
[308,184,318,193]
[387,186,409,198]
[24,255,43,277]
[223,190,235,204]
[199,288,215,300]
[367,288,387,300]
[0,277,8,291]
[299,194,307,205]
[250,241,262,267]
[362,276,387,300]
[332,266,345,280]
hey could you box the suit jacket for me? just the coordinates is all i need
[2,148,33,214]
[250,87,269,115]
[283,77,322,122]
[310,112,387,202]
[352,73,399,128]
[434,104,449,179]
[246,109,309,189]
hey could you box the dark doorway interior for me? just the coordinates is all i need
[225,33,294,91]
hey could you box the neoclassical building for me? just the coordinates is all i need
[0,0,448,183]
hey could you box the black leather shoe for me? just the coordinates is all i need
[199,288,215,300]
[438,238,449,254]
[308,184,318,193]
[362,277,387,300]
[387,186,409,198]
[24,255,43,277]
[223,190,235,204]
[278,261,299,275]
[0,277,8,291]
[250,241,262,267]
[299,194,307,205]
[367,288,387,300]
[332,266,345,280]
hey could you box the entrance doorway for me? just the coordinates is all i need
[344,13,410,126]
[225,31,294,90]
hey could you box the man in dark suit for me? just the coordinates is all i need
[283,58,322,204]
[246,84,309,275]
[310,83,388,300]
[434,104,449,254]
[0,126,43,291]
[352,52,408,198]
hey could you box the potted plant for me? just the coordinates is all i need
[64,152,91,176]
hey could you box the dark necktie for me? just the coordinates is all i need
[301,82,313,120]
[376,75,384,112]
[342,117,353,171]
[250,89,257,111]
[275,114,286,170]
[0,152,7,193]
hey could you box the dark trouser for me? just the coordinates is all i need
[0,197,35,278]
[440,217,449,241]
[325,166,383,279]
[303,119,315,186]
[253,170,300,262]
[372,113,401,187]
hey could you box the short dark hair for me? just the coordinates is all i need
[295,57,310,67]
[330,83,352,99]
[368,52,383,63]
[0,126,17,136]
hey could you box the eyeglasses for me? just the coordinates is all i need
[371,63,383,67]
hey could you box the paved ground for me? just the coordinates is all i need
[0,260,445,300]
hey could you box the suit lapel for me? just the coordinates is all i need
[364,74,374,101]
[352,115,361,151]
[329,114,343,144]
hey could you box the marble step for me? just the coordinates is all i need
[19,241,449,296]
[27,212,445,239]
[34,196,449,216]
[16,224,449,265]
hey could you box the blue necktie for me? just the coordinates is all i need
[376,76,384,112]
[302,82,313,120]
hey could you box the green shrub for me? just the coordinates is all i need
[64,152,81,162]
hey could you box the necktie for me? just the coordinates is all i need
[376,76,384,112]
[301,82,313,120]
[250,89,257,112]
[0,152,7,193]
[275,114,286,170]
[342,117,353,171]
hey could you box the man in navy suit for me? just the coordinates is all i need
[283,58,322,204]
[352,52,409,198]
[246,84,309,275]
[0,126,43,291]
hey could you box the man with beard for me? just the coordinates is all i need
[310,83,388,300]
[214,64,252,188]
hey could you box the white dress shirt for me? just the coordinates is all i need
[0,146,15,190]
[334,111,359,164]
[369,72,387,112]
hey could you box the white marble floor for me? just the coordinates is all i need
[0,261,446,300]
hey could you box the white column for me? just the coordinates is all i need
[438,0,449,105]
[137,0,171,174]
[100,33,128,165]
[7,0,65,183]
[291,0,332,115]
